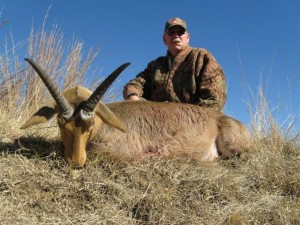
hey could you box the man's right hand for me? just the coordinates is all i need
[127,95,140,100]
[126,92,139,100]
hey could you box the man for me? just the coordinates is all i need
[123,17,227,112]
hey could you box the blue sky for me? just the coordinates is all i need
[1,0,299,132]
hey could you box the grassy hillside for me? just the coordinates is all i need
[0,21,299,225]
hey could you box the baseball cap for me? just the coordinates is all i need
[164,17,187,32]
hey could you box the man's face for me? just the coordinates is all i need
[163,25,190,56]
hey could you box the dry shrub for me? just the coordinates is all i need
[0,16,299,225]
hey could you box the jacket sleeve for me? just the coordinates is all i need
[195,49,227,112]
[122,61,154,99]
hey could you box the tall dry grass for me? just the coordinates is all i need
[0,18,299,225]
[0,17,101,140]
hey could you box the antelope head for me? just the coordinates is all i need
[21,58,130,167]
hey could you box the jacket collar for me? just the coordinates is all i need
[166,45,192,69]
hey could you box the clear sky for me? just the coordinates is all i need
[1,0,299,132]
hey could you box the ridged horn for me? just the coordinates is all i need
[82,62,130,112]
[24,58,73,119]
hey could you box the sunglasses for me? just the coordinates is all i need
[166,29,187,36]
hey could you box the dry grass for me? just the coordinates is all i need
[0,18,299,225]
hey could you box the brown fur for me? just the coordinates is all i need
[217,116,252,158]
[97,101,220,160]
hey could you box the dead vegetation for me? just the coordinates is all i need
[0,18,299,225]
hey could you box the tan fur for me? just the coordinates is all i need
[96,101,221,160]
[22,86,252,166]
[217,116,252,158]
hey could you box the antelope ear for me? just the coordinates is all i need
[20,106,57,129]
[95,102,128,133]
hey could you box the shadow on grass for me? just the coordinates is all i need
[0,136,64,161]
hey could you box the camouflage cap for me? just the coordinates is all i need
[164,17,187,32]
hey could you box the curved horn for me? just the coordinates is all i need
[24,58,73,119]
[82,62,130,112]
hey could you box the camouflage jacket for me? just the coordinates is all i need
[123,46,227,112]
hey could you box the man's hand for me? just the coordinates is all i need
[126,92,139,100]
[128,95,140,100]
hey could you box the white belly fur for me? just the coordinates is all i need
[202,139,219,161]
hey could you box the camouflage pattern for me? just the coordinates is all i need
[123,46,227,112]
[164,17,187,32]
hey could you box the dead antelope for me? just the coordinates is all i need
[21,58,252,167]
